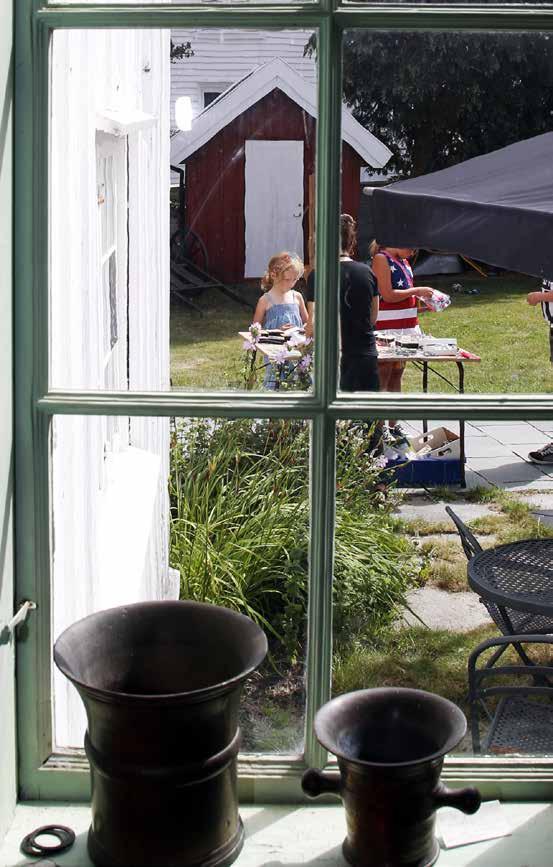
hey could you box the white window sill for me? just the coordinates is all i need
[3,801,553,866]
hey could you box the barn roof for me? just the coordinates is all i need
[170,57,392,169]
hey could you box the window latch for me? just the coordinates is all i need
[1,600,37,643]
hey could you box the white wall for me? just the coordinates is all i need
[170,28,316,129]
[49,28,172,748]
[0,0,15,842]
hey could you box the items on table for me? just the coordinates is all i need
[421,289,451,312]
[256,326,306,345]
[375,330,458,356]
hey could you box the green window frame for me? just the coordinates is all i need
[14,0,553,803]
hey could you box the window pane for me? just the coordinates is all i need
[345,0,553,6]
[49,27,317,394]
[51,415,308,756]
[49,0,314,5]
[330,30,553,396]
[331,416,553,758]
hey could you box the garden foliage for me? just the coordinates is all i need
[308,31,553,178]
[169,418,418,660]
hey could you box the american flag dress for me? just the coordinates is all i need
[374,250,419,332]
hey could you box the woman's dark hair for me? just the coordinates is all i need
[340,213,356,255]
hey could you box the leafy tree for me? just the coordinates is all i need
[308,31,553,177]
[171,39,194,63]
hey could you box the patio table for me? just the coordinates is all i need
[378,346,480,486]
[468,538,553,636]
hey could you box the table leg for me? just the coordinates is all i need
[457,361,466,488]
[422,361,428,435]
[246,349,257,390]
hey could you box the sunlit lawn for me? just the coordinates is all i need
[170,271,552,393]
[402,487,553,594]
[402,271,550,394]
[170,285,257,390]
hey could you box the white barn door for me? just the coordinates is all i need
[244,140,304,279]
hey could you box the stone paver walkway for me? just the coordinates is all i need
[400,418,553,492]
[394,420,553,631]
[401,587,492,631]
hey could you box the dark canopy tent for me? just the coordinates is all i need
[368,132,553,280]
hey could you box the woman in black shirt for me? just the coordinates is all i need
[305,214,380,391]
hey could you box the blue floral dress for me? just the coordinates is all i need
[263,294,303,389]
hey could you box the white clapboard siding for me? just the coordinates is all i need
[50,26,172,749]
[170,28,316,129]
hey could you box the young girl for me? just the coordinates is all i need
[253,252,308,388]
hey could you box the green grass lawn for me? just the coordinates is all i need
[170,286,258,390]
[402,271,550,394]
[170,272,553,393]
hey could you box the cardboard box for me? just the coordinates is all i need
[388,457,463,487]
[408,427,461,460]
[386,427,463,487]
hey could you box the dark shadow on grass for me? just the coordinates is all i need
[333,625,497,718]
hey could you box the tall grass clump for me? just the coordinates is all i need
[169,418,418,660]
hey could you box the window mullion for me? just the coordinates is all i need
[333,4,553,32]
[15,4,54,797]
[36,391,324,418]
[36,5,326,30]
[303,15,342,769]
[36,4,553,33]
[311,16,341,408]
[305,414,337,768]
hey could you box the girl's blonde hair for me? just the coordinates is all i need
[368,239,381,259]
[261,252,304,292]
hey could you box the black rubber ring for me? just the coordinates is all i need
[20,824,76,856]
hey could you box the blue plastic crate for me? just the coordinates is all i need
[385,456,463,487]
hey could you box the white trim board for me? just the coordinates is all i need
[96,108,158,136]
[170,57,392,169]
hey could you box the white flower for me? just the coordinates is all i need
[274,347,291,365]
[243,339,257,351]
[298,353,313,372]
[249,321,262,339]
[287,332,304,347]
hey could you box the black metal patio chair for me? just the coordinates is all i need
[468,633,553,755]
[445,505,483,560]
[447,506,553,752]
[445,507,553,668]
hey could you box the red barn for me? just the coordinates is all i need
[171,58,391,283]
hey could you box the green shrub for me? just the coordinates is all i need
[333,510,419,642]
[169,419,308,650]
[169,418,418,659]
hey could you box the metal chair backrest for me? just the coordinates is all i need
[445,506,483,561]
